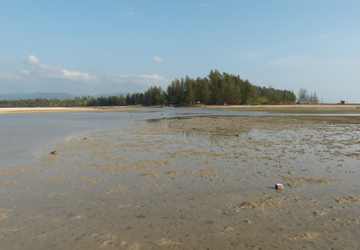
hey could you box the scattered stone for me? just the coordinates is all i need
[223,226,234,232]
[50,150,58,156]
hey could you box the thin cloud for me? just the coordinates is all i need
[102,73,168,88]
[0,71,22,80]
[22,55,96,81]
[268,56,318,66]
[236,32,334,63]
[238,48,276,61]
[268,55,360,68]
[124,11,135,16]
[152,56,163,63]
[0,55,170,94]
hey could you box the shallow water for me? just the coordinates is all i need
[1,111,360,249]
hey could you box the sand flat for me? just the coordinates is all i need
[1,113,360,249]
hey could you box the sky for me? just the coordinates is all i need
[0,0,359,103]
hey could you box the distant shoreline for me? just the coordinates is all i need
[201,104,360,114]
[0,106,139,115]
[1,104,360,115]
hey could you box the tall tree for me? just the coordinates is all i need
[297,88,308,103]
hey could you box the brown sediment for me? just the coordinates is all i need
[48,174,67,181]
[0,166,38,176]
[313,209,328,216]
[0,213,8,220]
[232,196,282,211]
[92,152,110,157]
[3,113,360,249]
[203,104,360,114]
[272,170,294,175]
[63,153,83,157]
[286,232,320,240]
[1,181,17,185]
[40,156,59,162]
[84,163,123,172]
[77,176,104,184]
[282,176,345,189]
[24,176,42,180]
[196,169,226,178]
[334,197,360,203]
[105,156,115,161]
[162,171,180,177]
[140,173,159,179]
[115,157,129,163]
[196,160,214,166]
[67,162,85,167]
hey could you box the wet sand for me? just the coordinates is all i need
[1,114,360,249]
[203,104,360,114]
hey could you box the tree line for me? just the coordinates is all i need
[0,70,300,107]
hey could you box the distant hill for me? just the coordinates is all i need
[93,93,129,98]
[0,92,77,100]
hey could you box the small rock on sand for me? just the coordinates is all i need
[50,150,58,156]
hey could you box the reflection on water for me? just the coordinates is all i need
[1,112,360,249]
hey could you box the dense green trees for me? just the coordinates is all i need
[167,70,296,105]
[0,70,300,107]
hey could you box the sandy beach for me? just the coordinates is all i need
[1,104,360,115]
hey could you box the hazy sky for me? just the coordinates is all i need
[1,0,359,103]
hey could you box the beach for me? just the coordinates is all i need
[1,108,360,249]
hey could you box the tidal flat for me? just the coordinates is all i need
[1,113,360,249]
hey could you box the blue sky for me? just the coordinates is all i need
[0,0,359,103]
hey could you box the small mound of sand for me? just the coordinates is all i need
[1,181,17,185]
[196,169,226,178]
[24,176,42,180]
[282,176,345,189]
[0,213,8,220]
[232,196,281,211]
[77,176,104,184]
[40,156,59,162]
[334,196,360,203]
[288,232,320,240]
[0,166,38,176]
[63,153,83,157]
[162,171,179,177]
[92,152,111,157]
[140,173,159,179]
[85,163,123,172]
[154,238,180,246]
